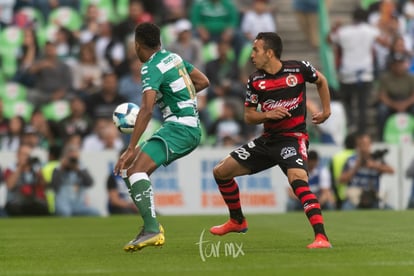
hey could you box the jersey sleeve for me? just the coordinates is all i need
[141,64,163,92]
[245,76,259,107]
[183,59,195,73]
[300,60,319,83]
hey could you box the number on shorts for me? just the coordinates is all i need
[234,147,251,160]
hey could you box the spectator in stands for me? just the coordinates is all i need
[39,144,62,214]
[190,0,242,55]
[405,157,414,209]
[240,0,276,42]
[292,0,319,48]
[94,21,126,77]
[0,115,25,152]
[29,109,58,149]
[207,98,246,147]
[159,0,189,24]
[403,0,414,38]
[82,118,124,152]
[328,133,357,209]
[329,7,384,134]
[377,52,414,140]
[118,57,144,107]
[28,0,79,21]
[64,133,83,149]
[54,26,79,65]
[51,143,100,217]
[78,3,101,44]
[107,149,139,214]
[339,133,394,210]
[0,100,9,142]
[71,42,103,97]
[370,4,408,76]
[287,150,336,211]
[28,41,73,106]
[205,40,244,102]
[4,143,49,216]
[115,0,154,44]
[387,35,413,68]
[308,87,347,145]
[85,72,127,120]
[0,0,15,27]
[59,95,93,139]
[19,125,41,149]
[168,19,204,71]
[13,27,40,87]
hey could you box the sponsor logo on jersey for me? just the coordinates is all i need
[283,68,300,73]
[281,147,297,159]
[262,94,302,111]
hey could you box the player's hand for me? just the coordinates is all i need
[114,147,135,175]
[311,112,330,124]
[265,107,291,120]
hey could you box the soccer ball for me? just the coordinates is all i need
[112,102,140,134]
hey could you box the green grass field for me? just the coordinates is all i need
[1,210,414,276]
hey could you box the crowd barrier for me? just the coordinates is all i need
[0,144,412,216]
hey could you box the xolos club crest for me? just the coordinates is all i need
[286,74,298,87]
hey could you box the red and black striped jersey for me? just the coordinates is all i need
[245,60,319,137]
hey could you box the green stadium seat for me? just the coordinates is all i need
[0,82,27,102]
[360,0,380,10]
[37,23,58,46]
[116,0,130,21]
[383,112,414,144]
[3,101,34,122]
[48,7,83,31]
[206,98,224,122]
[41,100,71,122]
[160,24,176,48]
[201,42,218,64]
[17,6,45,28]
[0,26,23,78]
[238,43,252,68]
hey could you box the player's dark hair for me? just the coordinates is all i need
[134,22,161,49]
[256,32,283,59]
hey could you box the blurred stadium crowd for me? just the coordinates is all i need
[1,0,414,217]
[0,0,279,152]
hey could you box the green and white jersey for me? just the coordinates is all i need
[141,49,199,128]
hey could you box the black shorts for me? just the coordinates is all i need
[230,133,309,175]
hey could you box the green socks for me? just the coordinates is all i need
[129,173,159,233]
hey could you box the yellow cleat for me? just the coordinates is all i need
[124,224,165,252]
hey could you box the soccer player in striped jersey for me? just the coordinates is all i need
[114,22,209,252]
[209,32,333,249]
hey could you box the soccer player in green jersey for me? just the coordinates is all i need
[114,23,209,252]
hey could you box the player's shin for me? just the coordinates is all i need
[129,172,159,233]
[291,179,329,241]
[215,177,245,223]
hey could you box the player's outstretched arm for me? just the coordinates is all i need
[189,68,210,92]
[311,71,331,124]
